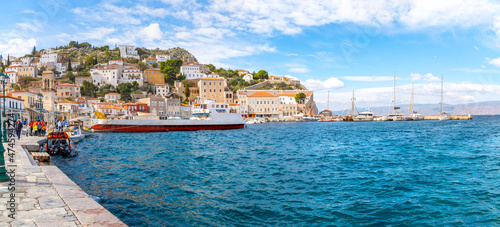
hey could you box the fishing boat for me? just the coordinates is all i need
[319,117,334,122]
[91,100,245,132]
[438,75,451,121]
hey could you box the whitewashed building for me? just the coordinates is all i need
[70,61,81,69]
[20,57,34,66]
[5,66,19,83]
[91,68,120,86]
[155,85,169,97]
[243,74,253,82]
[121,67,144,86]
[105,93,121,102]
[11,60,22,66]
[119,45,139,59]
[40,53,58,64]
[165,98,181,117]
[156,54,170,62]
[180,64,205,79]
[0,94,26,120]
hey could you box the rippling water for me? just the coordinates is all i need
[52,116,500,226]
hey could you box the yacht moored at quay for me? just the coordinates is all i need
[90,101,245,132]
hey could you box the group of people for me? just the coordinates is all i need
[57,120,70,132]
[28,120,47,137]
[7,118,72,140]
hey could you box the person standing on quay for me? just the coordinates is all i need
[58,120,62,132]
[33,121,38,136]
[29,121,33,136]
[37,120,42,136]
[15,120,23,140]
[41,121,47,135]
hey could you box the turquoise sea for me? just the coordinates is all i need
[52,116,500,226]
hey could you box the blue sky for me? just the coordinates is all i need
[2,0,500,111]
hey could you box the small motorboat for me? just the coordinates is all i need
[38,132,78,157]
[69,126,85,142]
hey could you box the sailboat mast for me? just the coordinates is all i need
[440,74,444,114]
[352,90,355,116]
[409,83,414,116]
[327,91,330,110]
[393,71,396,113]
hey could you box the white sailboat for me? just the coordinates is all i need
[409,83,424,121]
[438,75,451,121]
[387,72,404,121]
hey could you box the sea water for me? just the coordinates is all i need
[52,116,500,226]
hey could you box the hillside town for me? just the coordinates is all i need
[0,43,318,125]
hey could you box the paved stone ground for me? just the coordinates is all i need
[0,134,126,227]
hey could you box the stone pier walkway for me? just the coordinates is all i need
[0,135,126,227]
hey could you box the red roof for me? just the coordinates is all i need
[248,92,276,97]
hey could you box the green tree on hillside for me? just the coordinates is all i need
[99,84,115,96]
[295,92,306,104]
[32,46,36,55]
[65,71,75,83]
[84,56,95,68]
[205,64,216,72]
[117,83,134,102]
[11,83,20,91]
[184,85,190,97]
[132,81,139,91]
[67,60,72,72]
[255,70,268,80]
[69,41,77,48]
[160,59,183,85]
[81,81,99,97]
[79,42,92,49]
[177,73,186,81]
[136,61,147,71]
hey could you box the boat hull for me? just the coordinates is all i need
[92,123,245,132]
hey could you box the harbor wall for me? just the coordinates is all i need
[424,116,473,120]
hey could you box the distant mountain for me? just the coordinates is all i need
[330,101,500,116]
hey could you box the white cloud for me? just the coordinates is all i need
[23,9,36,14]
[139,23,163,41]
[288,68,309,73]
[488,57,500,67]
[0,38,37,57]
[411,72,441,82]
[79,27,116,40]
[302,77,344,90]
[474,45,479,50]
[343,76,394,82]
[284,75,300,81]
